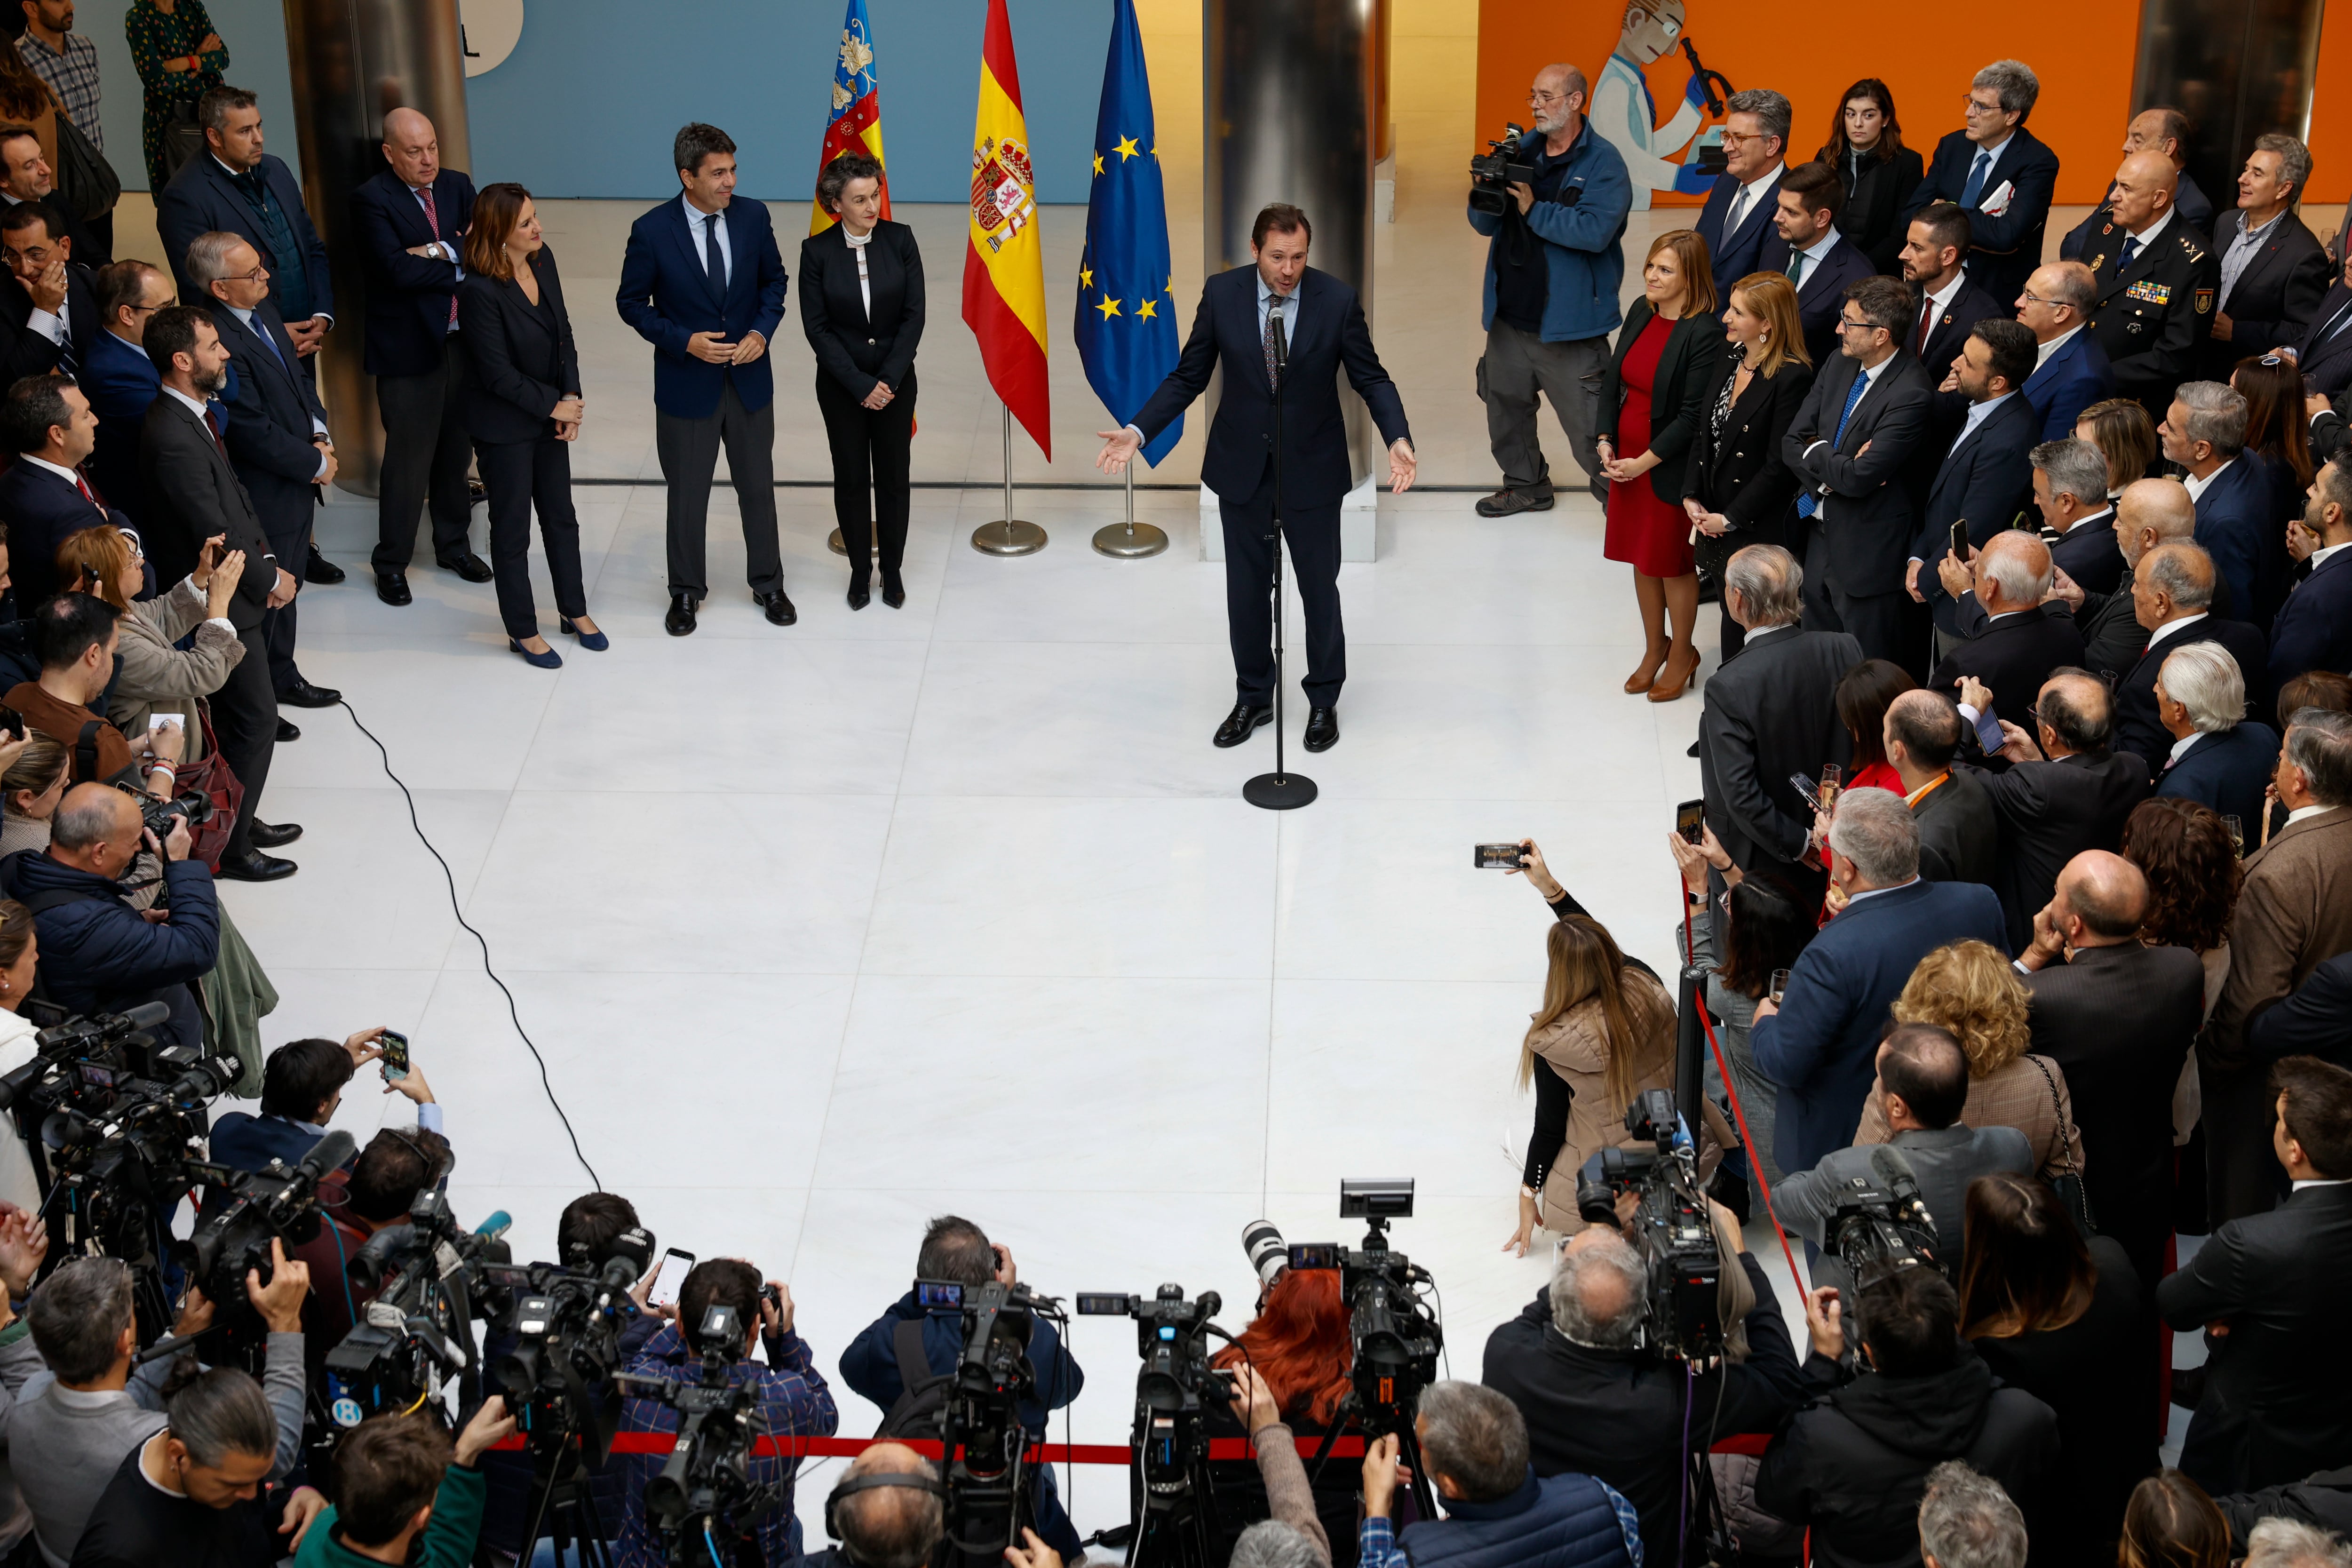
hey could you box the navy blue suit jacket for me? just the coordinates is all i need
[1903,127,2062,308]
[1693,172,1790,302]
[2158,720,2281,831]
[2193,460,2272,628]
[2290,285,2352,396]
[0,459,121,607]
[2049,508,2126,597]
[2270,547,2352,689]
[207,1110,327,1174]
[154,152,334,327]
[209,300,327,551]
[2021,328,2114,440]
[2247,949,2352,1067]
[1793,235,1878,367]
[1913,394,2044,637]
[1750,878,2010,1176]
[615,194,788,419]
[81,328,236,521]
[350,167,476,378]
[1132,265,1410,510]
[2114,616,2271,779]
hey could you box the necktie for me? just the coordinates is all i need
[1263,298,1283,390]
[1796,368,1873,518]
[247,315,288,374]
[1961,149,1993,208]
[72,469,98,513]
[420,184,456,328]
[203,405,226,456]
[2117,235,2140,273]
[704,212,726,291]
[1916,297,1936,357]
[1725,187,1748,237]
[54,321,74,376]
[2320,297,2352,344]
[1788,251,1806,287]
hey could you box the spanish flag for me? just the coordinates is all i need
[961,0,1050,457]
[810,0,890,235]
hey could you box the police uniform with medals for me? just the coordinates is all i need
[2083,208,2220,414]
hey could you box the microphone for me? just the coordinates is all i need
[473,1210,512,1243]
[1865,1144,1931,1225]
[298,1129,358,1183]
[1271,306,1288,371]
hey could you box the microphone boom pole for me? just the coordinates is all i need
[1243,308,1316,811]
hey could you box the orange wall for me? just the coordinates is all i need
[1475,1,2142,206]
[2306,8,2352,202]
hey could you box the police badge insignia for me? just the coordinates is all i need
[2195,288,2215,315]
[2089,254,2106,272]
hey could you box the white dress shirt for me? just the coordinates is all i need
[2182,456,2233,503]
[2305,541,2351,574]
[2167,731,2205,769]
[1724,164,1785,236]
[843,224,873,318]
[1788,226,1841,283]
[2146,610,2210,652]
[2121,205,2176,257]
[684,193,732,287]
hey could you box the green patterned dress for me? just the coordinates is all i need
[125,0,229,190]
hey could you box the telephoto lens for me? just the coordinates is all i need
[1242,1219,1287,1286]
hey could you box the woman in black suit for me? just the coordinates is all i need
[458,182,597,669]
[801,152,924,610]
[1814,79,1924,276]
[1683,271,1815,660]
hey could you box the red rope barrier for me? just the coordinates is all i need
[489,1432,1770,1461]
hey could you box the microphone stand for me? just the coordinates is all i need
[1244,307,1316,810]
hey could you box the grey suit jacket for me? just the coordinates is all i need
[1772,1123,2035,1265]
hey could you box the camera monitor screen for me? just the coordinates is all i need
[915,1280,965,1309]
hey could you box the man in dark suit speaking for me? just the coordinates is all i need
[1097,204,1414,754]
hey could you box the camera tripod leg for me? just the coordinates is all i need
[1395,1420,1440,1530]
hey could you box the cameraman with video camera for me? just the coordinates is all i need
[1468,64,1632,518]
[288,1126,449,1392]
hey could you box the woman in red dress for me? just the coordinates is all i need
[1597,229,1727,703]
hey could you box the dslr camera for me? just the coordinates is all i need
[1469,124,1538,216]
[1576,1089,1726,1361]
[113,779,211,842]
[1823,1146,1944,1291]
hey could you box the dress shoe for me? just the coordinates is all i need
[664,592,699,637]
[216,850,296,882]
[1624,641,1669,695]
[1303,706,1340,752]
[304,545,345,585]
[560,617,608,651]
[510,637,563,669]
[757,588,797,627]
[1647,649,1701,703]
[847,579,871,611]
[1213,702,1272,748]
[278,678,340,708]
[1686,740,1701,758]
[881,571,906,609]
[275,717,300,743]
[375,569,413,607]
[247,820,303,849]
[1474,487,1553,518]
[437,552,494,583]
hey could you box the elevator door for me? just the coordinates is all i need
[2130,0,2324,217]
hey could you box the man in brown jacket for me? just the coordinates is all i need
[2204,708,2352,1222]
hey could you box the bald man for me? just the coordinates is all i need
[2082,150,2219,414]
[1931,530,2083,726]
[1977,670,2153,949]
[2042,475,2198,673]
[2059,106,2217,263]
[350,106,487,604]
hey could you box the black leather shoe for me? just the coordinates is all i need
[847,579,870,611]
[1213,702,1273,748]
[216,851,296,882]
[437,552,494,583]
[375,569,413,607]
[305,545,345,584]
[275,717,300,743]
[664,592,698,637]
[248,820,303,849]
[757,589,797,627]
[1303,707,1340,752]
[278,679,340,708]
[881,572,906,609]
[1474,487,1554,518]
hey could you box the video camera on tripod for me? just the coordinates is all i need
[911,1276,1069,1564]
[1575,1088,1726,1362]
[1824,1146,1943,1290]
[612,1303,781,1568]
[323,1189,517,1429]
[1075,1284,1233,1568]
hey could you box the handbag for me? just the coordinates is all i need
[171,699,244,873]
[161,99,206,185]
[51,112,118,221]
[2028,1053,2097,1235]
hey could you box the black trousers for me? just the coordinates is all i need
[655,382,780,597]
[477,435,587,639]
[261,513,313,697]
[372,334,476,572]
[1799,529,1909,664]
[815,368,915,577]
[1219,484,1344,708]
[212,623,278,856]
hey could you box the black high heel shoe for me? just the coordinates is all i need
[880,570,906,609]
[847,576,871,611]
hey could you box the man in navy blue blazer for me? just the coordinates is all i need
[1774,162,1877,367]
[1908,319,2043,645]
[350,109,485,604]
[1901,61,2061,310]
[2271,455,2352,688]
[616,123,792,637]
[2015,261,2115,439]
[0,373,122,611]
[2164,382,2269,622]
[1692,89,1792,304]
[81,258,238,521]
[1750,787,2009,1177]
[2152,641,2280,829]
[1103,204,1414,754]
[153,87,334,371]
[208,1028,405,1174]
[2111,541,2270,781]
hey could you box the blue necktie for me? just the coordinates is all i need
[1960,149,1993,208]
[704,213,726,291]
[1796,368,1872,519]
[2116,235,2140,273]
[247,315,287,373]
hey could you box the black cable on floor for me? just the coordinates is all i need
[337,697,602,1189]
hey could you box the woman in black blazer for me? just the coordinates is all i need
[1813,80,1925,276]
[1597,229,1731,703]
[458,182,597,669]
[801,153,924,610]
[1683,271,1816,660]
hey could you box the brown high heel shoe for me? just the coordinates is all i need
[1623,642,1669,694]
[1646,648,1701,703]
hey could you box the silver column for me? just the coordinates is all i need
[1203,0,1388,486]
[278,0,472,495]
[2129,0,2322,220]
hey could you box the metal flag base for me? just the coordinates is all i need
[827,530,881,558]
[970,403,1048,556]
[1244,770,1318,810]
[1092,464,1168,557]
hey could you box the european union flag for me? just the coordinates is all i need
[1073,0,1179,465]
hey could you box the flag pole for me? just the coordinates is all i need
[1092,459,1166,557]
[971,402,1047,555]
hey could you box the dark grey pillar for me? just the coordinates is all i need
[2129,0,2323,220]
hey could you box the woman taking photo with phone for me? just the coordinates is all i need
[56,523,245,771]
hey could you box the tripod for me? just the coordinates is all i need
[1243,308,1316,811]
[1308,1400,1438,1526]
[518,1435,620,1568]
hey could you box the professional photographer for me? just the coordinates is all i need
[288,1401,517,1568]
[839,1217,1083,1558]
[1753,1267,2058,1568]
[801,1444,947,1568]
[1468,64,1632,518]
[1482,1210,1815,1559]
[70,1366,334,1568]
[0,781,217,1049]
[1357,1380,1638,1568]
[616,1259,837,1568]
[209,1028,426,1174]
[289,1126,449,1391]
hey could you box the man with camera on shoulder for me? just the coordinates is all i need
[1469,64,1633,518]
[288,1126,449,1393]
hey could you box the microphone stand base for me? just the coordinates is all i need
[1243,771,1318,811]
[970,519,1048,557]
[827,530,882,558]
[1091,522,1169,557]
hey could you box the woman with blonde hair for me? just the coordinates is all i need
[0,736,68,860]
[1504,914,1678,1252]
[1854,940,2084,1178]
[56,523,245,765]
[2075,397,2161,496]
[1684,270,1814,659]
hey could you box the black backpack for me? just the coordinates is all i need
[873,1318,956,1440]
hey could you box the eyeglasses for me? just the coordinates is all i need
[225,265,270,284]
[1720,130,1768,148]
[1527,91,1572,106]
[1963,97,2008,117]
[1837,317,1881,333]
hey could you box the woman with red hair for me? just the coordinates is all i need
[1211,1267,1353,1430]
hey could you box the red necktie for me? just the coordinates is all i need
[421,185,457,328]
[1916,299,1935,357]
[72,469,98,512]
[204,406,226,455]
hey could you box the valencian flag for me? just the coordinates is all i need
[811,0,890,235]
[961,0,1051,456]
[1073,0,1178,464]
